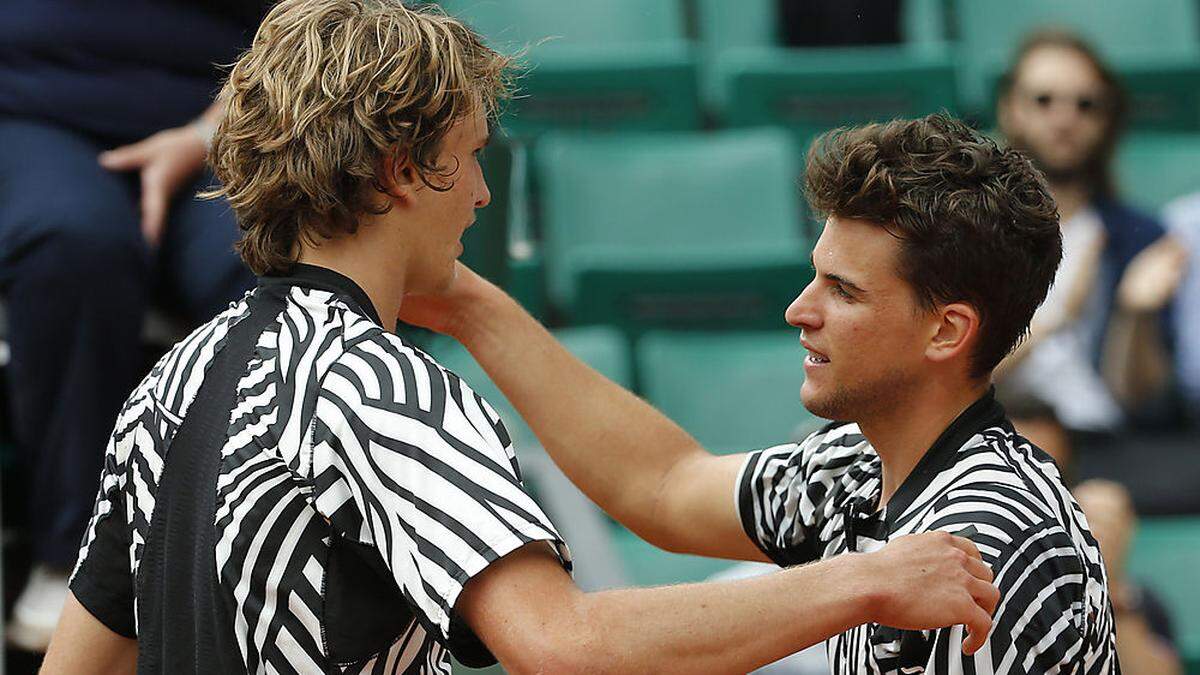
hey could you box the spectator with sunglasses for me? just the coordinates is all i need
[993,30,1188,434]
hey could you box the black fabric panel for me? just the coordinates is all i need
[325,535,415,664]
[69,477,137,638]
[135,286,285,674]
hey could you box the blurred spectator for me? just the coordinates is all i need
[993,30,1188,432]
[1162,194,1200,422]
[1075,480,1183,675]
[778,0,902,47]
[0,0,266,650]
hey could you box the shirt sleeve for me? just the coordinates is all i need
[918,520,1115,674]
[310,339,571,659]
[68,436,136,638]
[735,434,828,567]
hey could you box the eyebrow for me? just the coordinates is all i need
[810,252,867,295]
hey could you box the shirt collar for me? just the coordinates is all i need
[258,263,383,327]
[883,386,1007,528]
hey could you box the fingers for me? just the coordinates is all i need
[969,576,1000,616]
[140,171,168,247]
[943,533,983,562]
[964,554,994,583]
[960,605,993,655]
[98,141,149,171]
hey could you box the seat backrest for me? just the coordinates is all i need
[953,0,1200,109]
[426,326,631,448]
[1115,132,1200,212]
[535,128,806,305]
[439,0,687,52]
[1128,515,1200,672]
[637,330,821,454]
[716,46,957,144]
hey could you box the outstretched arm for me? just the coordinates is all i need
[400,264,762,560]
[461,532,998,674]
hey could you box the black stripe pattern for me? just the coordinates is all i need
[71,275,570,673]
[737,402,1118,674]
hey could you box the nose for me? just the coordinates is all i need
[785,280,820,329]
[475,171,492,209]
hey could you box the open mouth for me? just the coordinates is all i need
[801,337,829,364]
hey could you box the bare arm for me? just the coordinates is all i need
[1102,236,1189,406]
[40,593,137,675]
[400,265,762,561]
[460,533,998,674]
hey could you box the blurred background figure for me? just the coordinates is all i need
[0,0,267,652]
[1075,479,1184,675]
[1163,193,1200,423]
[993,30,1188,434]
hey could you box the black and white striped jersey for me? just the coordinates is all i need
[70,264,570,674]
[737,391,1119,674]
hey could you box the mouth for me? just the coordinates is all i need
[800,338,830,365]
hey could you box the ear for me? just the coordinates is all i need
[926,302,980,368]
[377,149,420,205]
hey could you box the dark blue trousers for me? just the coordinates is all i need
[0,117,254,567]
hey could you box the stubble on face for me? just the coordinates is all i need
[802,361,917,422]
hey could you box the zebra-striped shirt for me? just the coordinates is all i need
[70,264,570,674]
[737,391,1119,674]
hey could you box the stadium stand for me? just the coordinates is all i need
[436,0,701,134]
[953,0,1200,115]
[714,46,958,145]
[1116,132,1200,212]
[1129,516,1200,674]
[534,127,811,332]
[636,330,821,455]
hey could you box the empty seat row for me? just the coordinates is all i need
[435,0,1200,136]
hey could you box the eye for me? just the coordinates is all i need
[832,283,854,301]
[1033,93,1054,109]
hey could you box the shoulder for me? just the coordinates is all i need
[746,421,869,472]
[922,425,1079,556]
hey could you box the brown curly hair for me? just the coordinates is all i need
[804,114,1062,378]
[204,0,513,275]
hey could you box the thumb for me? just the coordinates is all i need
[99,140,149,171]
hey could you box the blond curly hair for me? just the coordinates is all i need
[205,0,512,275]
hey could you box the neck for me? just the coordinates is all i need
[296,227,406,327]
[1048,180,1091,223]
[858,377,990,508]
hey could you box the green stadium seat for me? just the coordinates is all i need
[438,0,701,134]
[460,138,514,288]
[535,128,813,332]
[608,524,736,586]
[637,330,822,454]
[1115,133,1200,212]
[714,46,958,146]
[423,325,631,449]
[1128,516,1200,674]
[953,0,1200,112]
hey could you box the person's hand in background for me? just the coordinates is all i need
[98,120,212,247]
